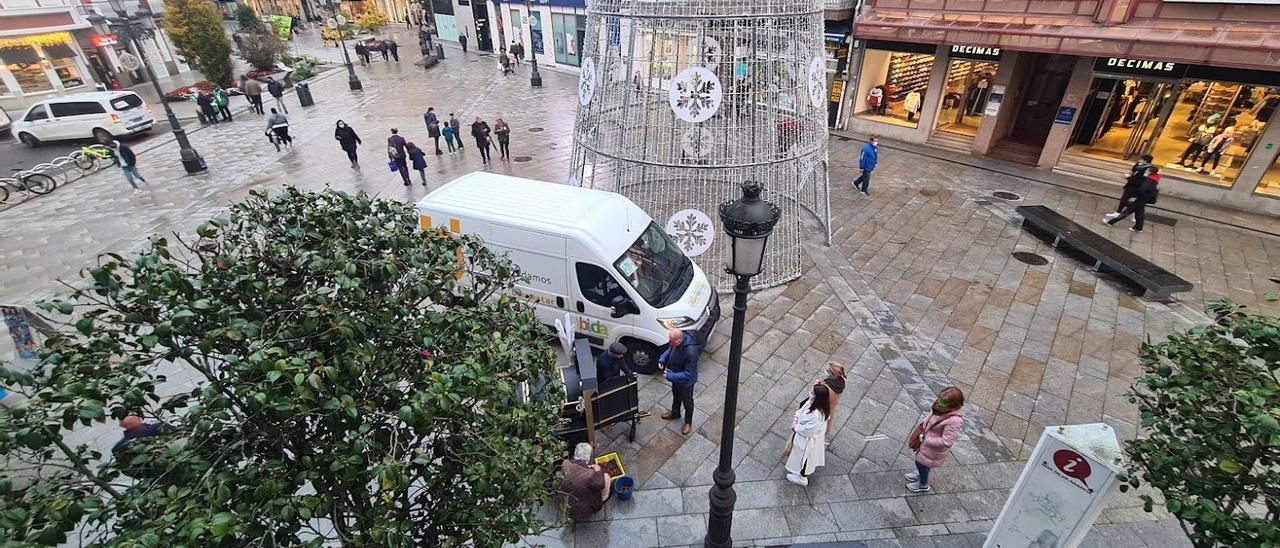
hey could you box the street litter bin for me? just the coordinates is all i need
[435,42,445,60]
[296,82,315,107]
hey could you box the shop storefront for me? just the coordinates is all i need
[933,45,1000,138]
[0,32,91,110]
[550,12,585,67]
[823,27,850,128]
[497,0,586,72]
[1065,58,1280,198]
[851,40,935,129]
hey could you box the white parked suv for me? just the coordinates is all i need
[12,91,156,146]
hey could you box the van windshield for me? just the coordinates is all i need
[111,94,143,111]
[613,222,694,308]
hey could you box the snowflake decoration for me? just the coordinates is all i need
[665,209,715,257]
[680,127,715,159]
[668,67,723,123]
[577,57,597,107]
[808,56,827,108]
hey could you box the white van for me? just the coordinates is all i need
[416,173,720,374]
[12,91,155,146]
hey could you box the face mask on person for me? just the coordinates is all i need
[337,123,346,128]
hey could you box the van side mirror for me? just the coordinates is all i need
[610,295,638,318]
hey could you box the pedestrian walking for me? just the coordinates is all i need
[459,32,468,53]
[784,383,831,486]
[448,114,464,150]
[355,43,368,66]
[112,140,147,194]
[659,328,700,436]
[852,136,878,196]
[511,41,523,65]
[443,123,457,153]
[471,117,493,164]
[500,51,513,75]
[821,362,846,437]
[266,77,288,114]
[1114,154,1153,214]
[906,387,966,493]
[389,40,400,62]
[334,120,362,169]
[213,86,232,122]
[1105,166,1160,232]
[407,142,428,186]
[379,42,390,61]
[266,109,292,149]
[494,117,511,160]
[424,107,443,154]
[195,91,218,125]
[387,128,411,186]
[243,75,265,115]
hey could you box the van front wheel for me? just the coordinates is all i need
[623,339,661,375]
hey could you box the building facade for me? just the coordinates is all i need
[846,0,1280,214]
[2,0,188,113]
[430,0,586,70]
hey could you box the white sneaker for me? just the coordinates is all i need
[785,473,809,486]
[904,472,919,483]
[132,188,142,194]
[906,481,931,493]
[1103,212,1120,221]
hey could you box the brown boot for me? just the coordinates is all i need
[660,411,678,421]
[681,423,692,435]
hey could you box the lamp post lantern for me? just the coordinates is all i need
[522,0,542,87]
[706,181,780,548]
[89,4,206,174]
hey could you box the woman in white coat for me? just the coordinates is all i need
[785,383,832,486]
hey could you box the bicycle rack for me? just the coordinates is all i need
[1,145,116,210]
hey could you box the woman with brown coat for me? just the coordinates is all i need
[821,362,846,437]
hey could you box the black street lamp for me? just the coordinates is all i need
[324,0,362,91]
[705,181,781,548]
[88,4,206,174]
[522,0,542,87]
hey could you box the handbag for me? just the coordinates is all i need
[908,419,927,452]
[388,160,399,172]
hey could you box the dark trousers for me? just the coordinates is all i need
[1108,199,1147,230]
[432,136,442,154]
[669,383,694,425]
[271,126,291,146]
[445,136,456,152]
[853,170,871,193]
[1179,143,1204,165]
[343,148,358,164]
[217,105,232,121]
[915,461,932,486]
[1115,187,1140,212]
[248,95,264,114]
[498,139,510,159]
[1199,149,1224,170]
[476,138,491,163]
[395,160,410,184]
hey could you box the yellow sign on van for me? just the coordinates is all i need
[420,215,465,280]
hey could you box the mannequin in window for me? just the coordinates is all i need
[1197,126,1235,176]
[867,85,884,115]
[904,90,922,122]
[1178,123,1217,167]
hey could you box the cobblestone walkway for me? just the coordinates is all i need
[2,27,1264,547]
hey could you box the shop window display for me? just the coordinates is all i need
[1153,82,1275,187]
[935,60,997,136]
[6,62,54,94]
[51,59,83,89]
[1256,149,1280,197]
[1070,79,1276,188]
[855,49,933,128]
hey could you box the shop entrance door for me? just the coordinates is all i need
[934,59,999,137]
[1007,54,1074,147]
[472,2,493,52]
[1071,78,1177,160]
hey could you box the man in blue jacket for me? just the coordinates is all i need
[659,328,700,435]
[852,136,879,196]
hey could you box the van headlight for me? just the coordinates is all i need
[659,316,697,328]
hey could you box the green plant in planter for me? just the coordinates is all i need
[1123,300,1279,548]
[0,188,565,546]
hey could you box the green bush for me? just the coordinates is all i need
[1124,300,1279,547]
[162,0,233,85]
[234,3,263,34]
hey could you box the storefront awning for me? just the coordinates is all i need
[44,43,77,59]
[0,46,40,66]
[854,9,1280,71]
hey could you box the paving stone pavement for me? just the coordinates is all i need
[3,27,1265,547]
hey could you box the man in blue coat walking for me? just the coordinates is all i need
[852,136,879,196]
[659,328,700,435]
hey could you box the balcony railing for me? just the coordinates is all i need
[825,0,856,10]
[0,0,76,9]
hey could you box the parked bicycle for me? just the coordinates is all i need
[0,168,56,205]
[71,144,117,171]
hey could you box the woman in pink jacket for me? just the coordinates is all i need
[907,387,965,493]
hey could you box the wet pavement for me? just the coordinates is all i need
[1,23,1260,547]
